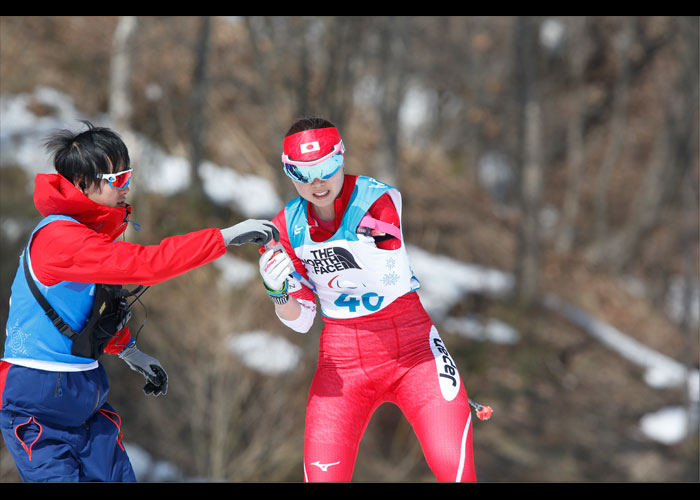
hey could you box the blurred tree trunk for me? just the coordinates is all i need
[318,17,368,134]
[242,16,303,200]
[109,16,138,136]
[242,16,279,136]
[188,16,211,206]
[109,16,145,240]
[680,167,699,437]
[586,18,695,272]
[514,16,543,304]
[462,16,495,186]
[589,17,633,255]
[288,16,311,119]
[555,16,590,253]
[671,19,699,419]
[588,110,669,272]
[374,17,410,188]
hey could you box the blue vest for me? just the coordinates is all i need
[284,176,419,319]
[3,215,97,365]
[286,176,389,248]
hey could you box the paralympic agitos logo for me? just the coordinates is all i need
[302,247,362,275]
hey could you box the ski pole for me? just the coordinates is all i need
[469,398,493,421]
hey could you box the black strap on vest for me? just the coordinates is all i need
[22,249,81,340]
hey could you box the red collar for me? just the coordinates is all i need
[307,174,357,242]
[33,173,132,240]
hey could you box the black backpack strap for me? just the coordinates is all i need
[22,248,80,340]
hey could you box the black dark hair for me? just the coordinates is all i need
[285,117,336,137]
[44,120,130,192]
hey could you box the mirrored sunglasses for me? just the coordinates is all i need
[98,168,133,189]
[283,153,343,184]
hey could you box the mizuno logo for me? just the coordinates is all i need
[311,460,340,471]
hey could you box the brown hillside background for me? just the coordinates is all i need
[0,16,697,482]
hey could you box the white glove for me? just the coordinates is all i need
[259,247,294,293]
[221,220,279,246]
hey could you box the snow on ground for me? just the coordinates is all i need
[226,330,303,376]
[442,316,521,344]
[542,294,693,391]
[1,88,697,480]
[212,253,257,291]
[406,244,514,319]
[0,86,282,218]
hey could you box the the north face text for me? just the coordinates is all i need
[302,247,361,275]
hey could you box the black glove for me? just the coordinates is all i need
[221,219,279,246]
[118,344,168,396]
[142,365,168,396]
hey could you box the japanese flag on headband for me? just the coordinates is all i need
[283,127,343,164]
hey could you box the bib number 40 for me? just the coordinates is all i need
[334,292,384,313]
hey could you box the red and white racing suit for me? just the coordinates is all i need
[272,175,476,482]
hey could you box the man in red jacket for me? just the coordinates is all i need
[0,121,278,482]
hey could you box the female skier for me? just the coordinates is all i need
[258,117,477,482]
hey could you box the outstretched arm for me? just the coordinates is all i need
[31,219,277,287]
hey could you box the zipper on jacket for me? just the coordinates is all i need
[54,373,63,397]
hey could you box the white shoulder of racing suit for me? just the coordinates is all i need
[277,298,316,333]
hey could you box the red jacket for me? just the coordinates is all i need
[29,173,227,352]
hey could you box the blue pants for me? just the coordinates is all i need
[0,362,136,482]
